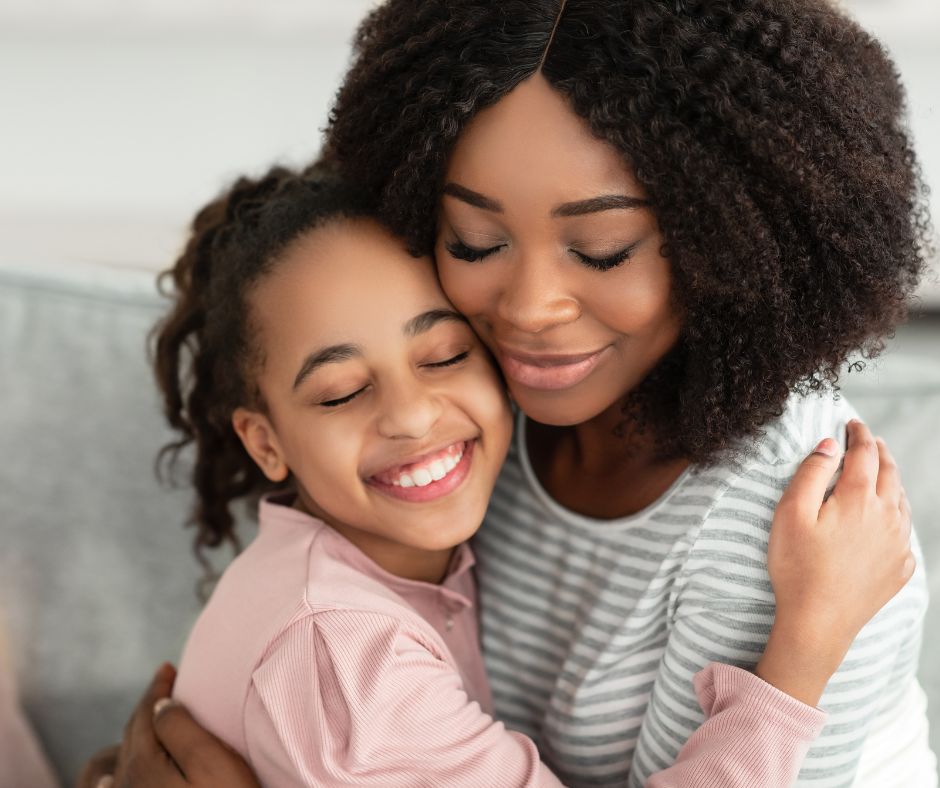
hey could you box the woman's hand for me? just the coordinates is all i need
[756,419,914,706]
[76,663,261,788]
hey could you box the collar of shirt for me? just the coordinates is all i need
[259,493,476,615]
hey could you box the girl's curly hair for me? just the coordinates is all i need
[325,0,931,463]
[151,165,375,564]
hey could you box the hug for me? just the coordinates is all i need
[59,0,937,785]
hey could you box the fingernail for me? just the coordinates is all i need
[153,697,175,719]
[813,438,838,457]
[96,777,114,788]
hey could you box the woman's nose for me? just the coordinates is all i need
[495,255,580,334]
[375,377,444,440]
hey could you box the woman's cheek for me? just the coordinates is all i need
[436,260,489,317]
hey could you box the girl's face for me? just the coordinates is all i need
[435,75,681,428]
[234,219,512,581]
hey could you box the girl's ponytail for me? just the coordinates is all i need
[151,167,302,571]
[151,165,376,576]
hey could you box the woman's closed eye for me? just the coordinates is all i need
[446,236,637,271]
[445,239,505,262]
[572,243,638,271]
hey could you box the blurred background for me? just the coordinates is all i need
[0,0,937,288]
[0,1,938,783]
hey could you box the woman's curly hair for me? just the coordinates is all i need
[325,0,932,463]
[151,165,375,565]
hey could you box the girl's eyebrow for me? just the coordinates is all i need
[442,181,648,217]
[403,308,468,337]
[293,344,360,390]
[292,310,468,391]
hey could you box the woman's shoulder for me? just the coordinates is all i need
[749,390,859,469]
[686,391,859,539]
[698,390,859,490]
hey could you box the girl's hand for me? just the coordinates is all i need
[756,419,914,707]
[86,663,261,788]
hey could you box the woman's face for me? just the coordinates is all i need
[435,74,681,428]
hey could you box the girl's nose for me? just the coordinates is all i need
[375,377,444,440]
[495,255,580,334]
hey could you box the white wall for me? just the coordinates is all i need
[1,0,937,302]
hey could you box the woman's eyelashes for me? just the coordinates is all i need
[572,243,637,271]
[445,239,504,262]
[445,235,636,271]
[317,352,471,408]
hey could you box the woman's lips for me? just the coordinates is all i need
[496,346,608,390]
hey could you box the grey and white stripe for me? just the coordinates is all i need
[473,392,931,787]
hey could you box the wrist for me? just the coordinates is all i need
[754,620,848,707]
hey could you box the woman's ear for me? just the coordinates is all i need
[232,408,290,482]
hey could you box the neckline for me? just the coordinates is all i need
[259,493,475,606]
[514,412,694,530]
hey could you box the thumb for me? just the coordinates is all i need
[776,438,842,524]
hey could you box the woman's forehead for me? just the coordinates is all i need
[443,75,639,199]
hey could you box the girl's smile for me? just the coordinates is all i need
[367,438,475,502]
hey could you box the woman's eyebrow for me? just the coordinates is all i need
[442,182,648,217]
[442,183,502,212]
[552,195,649,217]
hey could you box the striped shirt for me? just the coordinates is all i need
[474,392,934,787]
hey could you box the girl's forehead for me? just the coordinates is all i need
[254,222,451,342]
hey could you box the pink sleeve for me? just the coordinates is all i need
[247,610,566,787]
[645,663,827,788]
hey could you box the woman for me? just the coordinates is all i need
[86,0,933,785]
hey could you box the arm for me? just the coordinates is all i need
[246,611,566,787]
[78,432,914,787]
[77,664,261,788]
[632,421,920,787]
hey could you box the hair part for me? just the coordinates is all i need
[325,0,931,464]
[151,165,377,568]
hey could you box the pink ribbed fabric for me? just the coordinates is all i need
[174,495,826,787]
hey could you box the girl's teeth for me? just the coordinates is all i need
[386,444,466,487]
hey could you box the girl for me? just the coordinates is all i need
[133,164,909,788]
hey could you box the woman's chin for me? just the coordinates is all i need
[508,385,612,428]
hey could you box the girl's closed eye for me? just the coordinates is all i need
[317,351,470,407]
[318,384,370,408]
[424,350,470,368]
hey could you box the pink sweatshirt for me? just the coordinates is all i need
[174,495,826,787]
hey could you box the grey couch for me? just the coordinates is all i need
[2,259,938,785]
